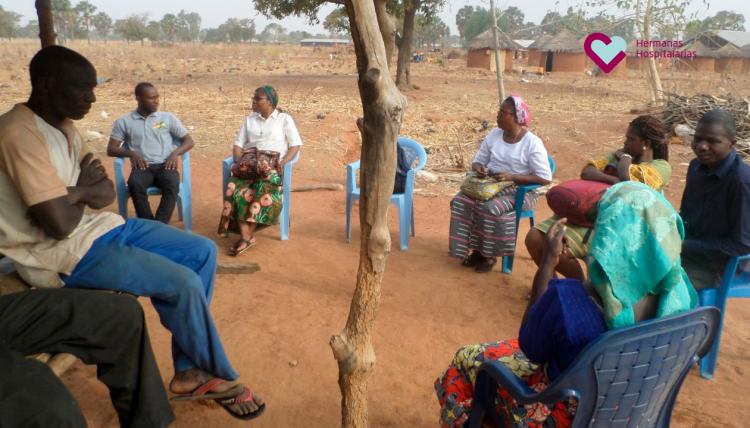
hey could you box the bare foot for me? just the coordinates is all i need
[169,368,236,395]
[218,386,265,419]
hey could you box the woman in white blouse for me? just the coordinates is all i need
[449,95,551,272]
[219,85,302,256]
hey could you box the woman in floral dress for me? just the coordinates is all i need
[219,85,302,255]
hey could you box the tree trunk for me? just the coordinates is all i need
[330,1,406,427]
[374,0,397,67]
[642,0,663,102]
[395,0,420,89]
[35,0,56,47]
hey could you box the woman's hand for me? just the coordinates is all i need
[492,172,514,182]
[542,217,568,268]
[472,163,488,178]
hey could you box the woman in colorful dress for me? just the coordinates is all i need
[524,115,671,280]
[436,182,697,428]
[219,85,302,256]
[449,96,552,273]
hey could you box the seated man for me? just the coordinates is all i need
[0,45,263,420]
[107,82,194,224]
[0,288,173,428]
[680,109,750,289]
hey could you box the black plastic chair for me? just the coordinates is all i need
[470,307,720,428]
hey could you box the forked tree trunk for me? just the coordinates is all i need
[395,0,420,89]
[642,0,663,102]
[374,0,397,67]
[329,1,406,427]
[35,0,56,47]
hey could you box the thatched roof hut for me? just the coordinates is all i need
[527,34,552,68]
[714,43,744,74]
[466,30,520,72]
[676,40,718,72]
[742,44,750,73]
[536,30,586,72]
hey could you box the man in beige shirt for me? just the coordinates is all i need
[0,45,264,421]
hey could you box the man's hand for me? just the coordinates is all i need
[131,152,148,170]
[77,153,106,187]
[165,154,179,170]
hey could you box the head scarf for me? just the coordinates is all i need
[509,94,530,126]
[260,85,278,108]
[587,181,697,329]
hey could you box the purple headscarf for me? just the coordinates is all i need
[509,94,531,126]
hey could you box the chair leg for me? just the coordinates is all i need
[117,190,129,219]
[700,308,726,379]
[177,196,184,222]
[502,256,514,274]
[410,205,415,237]
[183,196,192,232]
[280,204,289,241]
[346,194,353,243]
[398,199,409,251]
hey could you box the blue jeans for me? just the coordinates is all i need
[64,218,238,380]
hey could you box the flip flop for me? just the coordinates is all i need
[217,386,266,420]
[171,378,244,401]
[228,238,255,257]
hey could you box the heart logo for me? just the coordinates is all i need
[584,33,627,73]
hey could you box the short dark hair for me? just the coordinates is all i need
[629,115,669,160]
[29,45,94,86]
[134,82,155,97]
[698,109,736,140]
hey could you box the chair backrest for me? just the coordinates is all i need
[558,307,719,428]
[396,136,427,173]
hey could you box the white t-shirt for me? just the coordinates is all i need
[234,109,303,158]
[472,128,552,180]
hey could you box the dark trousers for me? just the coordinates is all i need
[128,164,180,224]
[0,289,174,428]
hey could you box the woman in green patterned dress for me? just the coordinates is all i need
[219,85,303,255]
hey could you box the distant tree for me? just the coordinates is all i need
[414,13,448,48]
[16,19,40,39]
[91,11,112,41]
[204,18,255,43]
[540,11,563,35]
[455,5,474,41]
[324,6,350,36]
[74,1,96,43]
[202,28,226,43]
[178,10,201,42]
[685,10,745,39]
[287,30,313,43]
[463,8,491,43]
[147,20,162,41]
[0,6,21,40]
[115,14,150,46]
[498,6,524,34]
[51,0,77,42]
[159,13,182,42]
[259,22,286,43]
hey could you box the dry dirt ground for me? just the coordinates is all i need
[1,40,749,427]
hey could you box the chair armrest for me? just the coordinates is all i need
[475,361,578,406]
[347,160,361,192]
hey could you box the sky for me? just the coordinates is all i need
[2,0,749,36]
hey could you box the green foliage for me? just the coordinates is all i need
[202,18,255,43]
[254,0,330,24]
[455,5,475,41]
[74,1,96,39]
[91,12,112,39]
[114,14,150,44]
[324,7,349,36]
[0,5,21,39]
[414,14,449,47]
[684,10,745,39]
[463,8,491,43]
[259,22,286,43]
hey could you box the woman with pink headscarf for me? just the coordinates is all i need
[449,95,552,272]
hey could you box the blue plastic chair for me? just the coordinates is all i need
[470,307,720,428]
[501,155,556,273]
[697,254,750,379]
[114,142,192,231]
[345,137,428,251]
[222,151,300,241]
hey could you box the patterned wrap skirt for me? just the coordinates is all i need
[435,340,576,428]
[449,187,537,259]
[218,172,283,235]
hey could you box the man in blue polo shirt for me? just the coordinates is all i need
[107,82,194,224]
[680,109,750,289]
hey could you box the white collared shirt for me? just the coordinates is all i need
[234,109,303,158]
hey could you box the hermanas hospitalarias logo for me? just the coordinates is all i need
[584,32,627,73]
